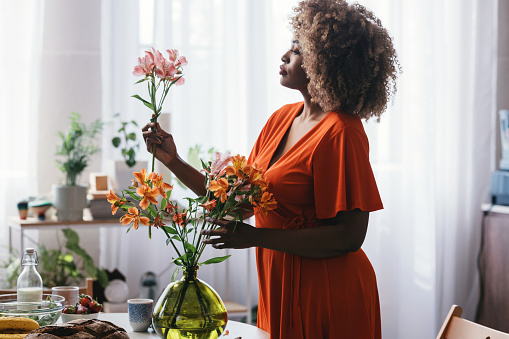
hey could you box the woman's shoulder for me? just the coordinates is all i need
[322,111,366,136]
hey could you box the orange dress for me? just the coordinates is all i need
[248,102,383,339]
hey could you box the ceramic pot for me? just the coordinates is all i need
[52,185,87,221]
[152,266,228,339]
[106,160,148,192]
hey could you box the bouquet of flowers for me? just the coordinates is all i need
[107,47,277,337]
[107,47,277,272]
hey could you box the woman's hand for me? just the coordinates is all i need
[142,122,177,167]
[201,218,257,249]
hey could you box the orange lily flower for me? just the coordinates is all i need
[209,178,229,203]
[253,191,278,215]
[106,190,126,215]
[201,199,217,211]
[148,172,173,198]
[121,207,150,230]
[225,154,247,177]
[165,201,177,214]
[173,212,188,226]
[152,214,165,228]
[136,184,159,210]
[133,168,148,184]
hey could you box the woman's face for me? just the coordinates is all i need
[280,40,308,91]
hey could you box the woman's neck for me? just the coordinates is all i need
[300,90,326,121]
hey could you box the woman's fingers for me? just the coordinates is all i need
[205,217,230,227]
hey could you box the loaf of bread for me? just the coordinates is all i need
[24,319,129,339]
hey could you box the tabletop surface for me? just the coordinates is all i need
[58,313,269,339]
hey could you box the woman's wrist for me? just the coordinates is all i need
[165,153,182,170]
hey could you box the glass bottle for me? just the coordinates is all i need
[17,248,43,303]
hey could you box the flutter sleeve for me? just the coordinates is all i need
[312,125,383,219]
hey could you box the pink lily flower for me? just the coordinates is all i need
[153,49,177,79]
[132,51,155,76]
[170,75,185,86]
[203,152,232,178]
[167,49,188,67]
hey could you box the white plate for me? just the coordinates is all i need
[104,279,129,302]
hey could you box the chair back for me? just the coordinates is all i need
[437,305,509,339]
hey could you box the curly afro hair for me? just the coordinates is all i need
[291,0,400,121]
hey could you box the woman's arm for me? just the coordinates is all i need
[202,209,369,258]
[142,122,207,196]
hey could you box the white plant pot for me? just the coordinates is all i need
[106,160,148,192]
[52,185,87,221]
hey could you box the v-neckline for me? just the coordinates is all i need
[266,102,329,172]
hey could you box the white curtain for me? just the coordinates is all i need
[360,0,497,337]
[100,0,302,305]
[0,0,43,271]
[100,0,498,336]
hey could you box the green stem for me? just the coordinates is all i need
[194,280,212,327]
[169,278,190,328]
[162,226,184,260]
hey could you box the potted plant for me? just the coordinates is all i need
[108,113,147,192]
[53,112,102,221]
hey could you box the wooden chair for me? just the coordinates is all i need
[437,305,509,339]
[0,278,94,299]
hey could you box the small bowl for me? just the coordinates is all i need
[0,294,64,326]
[61,312,100,323]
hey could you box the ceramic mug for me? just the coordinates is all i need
[52,286,79,306]
[128,298,153,332]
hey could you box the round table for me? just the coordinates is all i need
[62,313,270,339]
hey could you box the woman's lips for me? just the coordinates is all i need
[279,66,287,76]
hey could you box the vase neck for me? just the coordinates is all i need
[183,266,198,280]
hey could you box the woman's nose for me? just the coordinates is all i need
[281,52,289,63]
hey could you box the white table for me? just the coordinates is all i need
[61,313,270,339]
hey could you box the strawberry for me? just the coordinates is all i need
[89,300,103,313]
[62,305,77,314]
[77,304,89,314]
[79,294,93,308]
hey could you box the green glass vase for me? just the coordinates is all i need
[152,266,228,339]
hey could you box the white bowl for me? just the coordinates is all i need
[61,312,99,323]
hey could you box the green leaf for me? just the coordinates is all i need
[143,101,154,110]
[126,158,136,167]
[148,204,157,217]
[171,267,180,282]
[184,242,196,253]
[127,133,137,141]
[112,137,121,147]
[199,255,231,265]
[162,226,178,235]
[131,94,149,104]
[125,190,142,201]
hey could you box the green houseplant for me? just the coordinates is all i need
[111,113,140,168]
[108,113,148,192]
[53,112,102,221]
[38,229,109,288]
[0,230,109,289]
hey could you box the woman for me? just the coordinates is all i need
[143,1,399,338]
